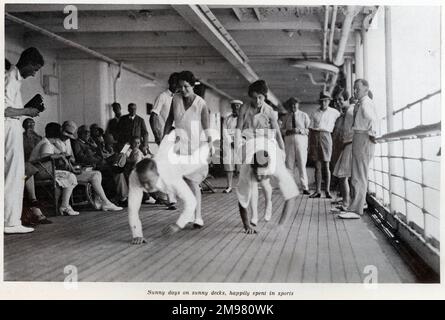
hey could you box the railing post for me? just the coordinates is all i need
[384,6,395,215]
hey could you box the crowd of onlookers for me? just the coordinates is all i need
[20,107,164,225]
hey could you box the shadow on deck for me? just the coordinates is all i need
[4,187,404,283]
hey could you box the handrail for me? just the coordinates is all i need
[392,90,441,116]
[376,122,441,143]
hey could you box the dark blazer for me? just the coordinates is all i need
[116,114,149,147]
[72,139,103,167]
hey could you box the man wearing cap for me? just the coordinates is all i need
[281,97,311,195]
[309,92,341,199]
[339,79,378,219]
[222,99,242,193]
[236,137,299,234]
[4,47,45,234]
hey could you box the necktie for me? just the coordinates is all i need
[352,102,360,127]
[292,112,297,129]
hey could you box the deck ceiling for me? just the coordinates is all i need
[5,4,375,104]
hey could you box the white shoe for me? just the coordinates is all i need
[338,212,361,219]
[101,202,123,211]
[59,206,80,216]
[250,217,258,227]
[93,197,103,210]
[4,225,34,234]
[143,197,156,204]
[264,204,272,222]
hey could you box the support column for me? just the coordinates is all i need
[344,58,353,95]
[385,6,395,214]
[362,28,369,80]
[354,31,363,79]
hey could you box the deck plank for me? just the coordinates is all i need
[4,180,403,283]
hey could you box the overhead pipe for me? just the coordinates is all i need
[328,5,338,62]
[6,12,235,100]
[333,6,358,66]
[5,13,158,83]
[305,73,327,86]
[322,6,329,61]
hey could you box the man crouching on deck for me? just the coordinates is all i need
[128,131,210,244]
[237,137,299,234]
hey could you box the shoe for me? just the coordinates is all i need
[102,202,123,212]
[338,212,361,219]
[59,206,80,216]
[250,217,258,227]
[4,225,34,234]
[166,203,177,210]
[144,197,157,204]
[336,205,348,211]
[30,207,46,221]
[193,218,204,229]
[119,199,128,207]
[309,192,321,198]
[325,192,332,199]
[93,197,102,210]
[223,187,232,194]
[38,218,53,224]
[330,207,341,214]
[302,190,311,195]
[264,204,272,222]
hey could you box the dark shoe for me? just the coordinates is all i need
[325,192,333,199]
[302,190,311,195]
[166,203,177,210]
[309,192,321,198]
[38,218,53,225]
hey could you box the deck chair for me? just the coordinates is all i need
[32,155,60,216]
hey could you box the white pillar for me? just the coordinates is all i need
[385,6,395,214]
[354,31,363,79]
[362,28,369,80]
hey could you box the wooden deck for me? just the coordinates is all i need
[4,184,403,283]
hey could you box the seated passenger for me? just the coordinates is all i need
[72,125,128,205]
[29,122,79,216]
[56,121,123,212]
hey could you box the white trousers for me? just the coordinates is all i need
[4,119,25,227]
[348,132,375,215]
[284,134,309,190]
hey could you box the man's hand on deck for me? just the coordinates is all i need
[131,237,148,245]
[244,226,257,234]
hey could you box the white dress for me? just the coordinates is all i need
[171,94,209,183]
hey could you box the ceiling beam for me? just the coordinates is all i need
[172,4,281,104]
[5,4,171,12]
[253,8,263,21]
[232,8,243,21]
[7,12,364,32]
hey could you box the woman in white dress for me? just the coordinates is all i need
[163,71,213,228]
[235,80,285,226]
